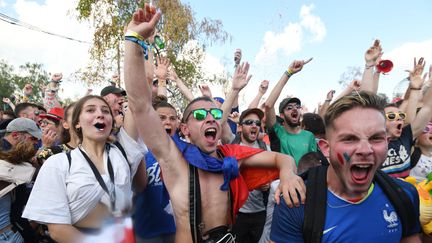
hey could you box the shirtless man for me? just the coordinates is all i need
[124,5,305,242]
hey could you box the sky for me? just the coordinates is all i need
[1,0,432,111]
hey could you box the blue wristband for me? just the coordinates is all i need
[125,36,149,60]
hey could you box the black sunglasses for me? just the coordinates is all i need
[242,119,261,126]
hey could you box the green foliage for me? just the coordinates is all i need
[0,60,49,104]
[75,0,231,106]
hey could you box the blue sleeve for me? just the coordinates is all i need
[231,106,239,114]
[394,178,421,235]
[270,195,305,243]
[228,119,237,134]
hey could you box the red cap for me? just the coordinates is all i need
[39,107,64,121]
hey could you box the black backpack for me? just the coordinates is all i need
[302,165,417,243]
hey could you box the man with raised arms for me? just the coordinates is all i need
[124,5,305,243]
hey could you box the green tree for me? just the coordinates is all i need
[75,0,231,105]
[0,60,49,104]
[0,60,16,100]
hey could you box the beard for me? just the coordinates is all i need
[241,132,257,144]
[283,114,300,127]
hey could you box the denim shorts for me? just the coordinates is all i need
[0,229,24,243]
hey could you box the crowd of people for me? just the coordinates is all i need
[1,4,432,243]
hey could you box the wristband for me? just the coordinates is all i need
[365,63,375,69]
[125,36,149,60]
[325,99,331,102]
[125,30,144,41]
[410,87,421,90]
[284,69,294,78]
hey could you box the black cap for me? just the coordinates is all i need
[279,97,301,113]
[239,108,264,124]
[100,86,126,97]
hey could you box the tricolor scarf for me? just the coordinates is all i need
[172,134,279,216]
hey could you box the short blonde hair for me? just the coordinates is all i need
[324,91,386,131]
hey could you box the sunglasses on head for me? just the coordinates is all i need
[185,108,223,122]
[285,104,301,111]
[242,119,261,126]
[385,112,406,121]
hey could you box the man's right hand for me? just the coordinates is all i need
[126,3,161,41]
[288,58,313,75]
[259,80,269,94]
[365,39,382,66]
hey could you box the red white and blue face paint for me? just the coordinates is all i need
[343,152,351,164]
[336,152,351,166]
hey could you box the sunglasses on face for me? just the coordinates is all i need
[285,104,301,111]
[185,108,223,121]
[242,119,261,126]
[423,124,432,134]
[39,119,56,126]
[385,112,406,121]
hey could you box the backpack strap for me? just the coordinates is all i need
[303,165,328,243]
[257,139,268,151]
[66,151,72,172]
[374,170,416,237]
[189,163,203,243]
[230,133,242,145]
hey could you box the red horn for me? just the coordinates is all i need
[376,60,393,74]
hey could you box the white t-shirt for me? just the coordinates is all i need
[22,128,147,225]
[410,154,432,183]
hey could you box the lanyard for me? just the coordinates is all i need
[79,144,116,212]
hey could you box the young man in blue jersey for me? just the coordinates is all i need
[270,91,421,242]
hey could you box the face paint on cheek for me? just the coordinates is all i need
[337,153,344,165]
[343,152,351,164]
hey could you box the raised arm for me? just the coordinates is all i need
[220,62,252,144]
[404,58,425,126]
[155,56,170,98]
[264,59,312,128]
[2,97,15,111]
[124,7,173,157]
[333,79,361,102]
[248,80,269,109]
[169,68,195,102]
[318,89,335,118]
[407,58,432,138]
[360,39,382,93]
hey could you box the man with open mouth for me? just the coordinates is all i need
[270,91,421,242]
[264,60,317,165]
[124,5,304,243]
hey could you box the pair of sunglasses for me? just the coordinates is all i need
[285,104,301,111]
[423,123,432,134]
[385,112,406,121]
[242,119,261,126]
[184,108,223,122]
[39,119,56,126]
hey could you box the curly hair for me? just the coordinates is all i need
[0,141,36,164]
